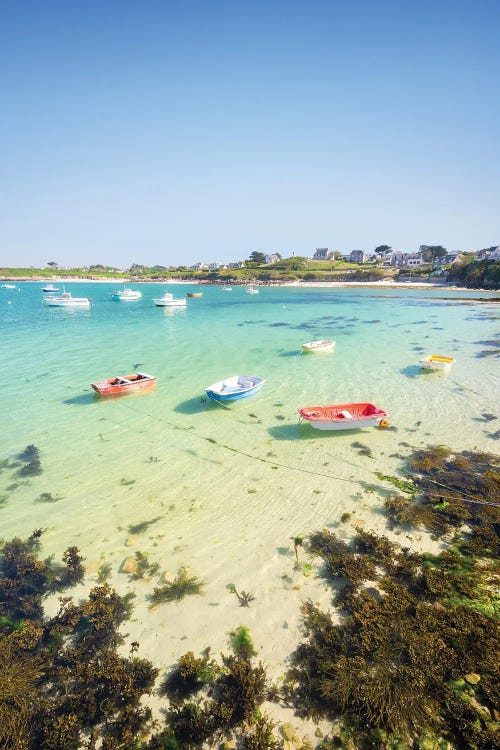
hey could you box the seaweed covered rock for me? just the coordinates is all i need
[384,447,500,556]
[152,633,276,749]
[286,448,500,749]
[0,532,158,750]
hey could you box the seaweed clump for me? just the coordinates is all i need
[18,445,42,476]
[150,565,205,607]
[0,531,158,750]
[309,529,377,588]
[230,585,255,607]
[130,551,160,580]
[383,446,500,556]
[285,447,500,749]
[0,530,85,620]
[150,627,277,750]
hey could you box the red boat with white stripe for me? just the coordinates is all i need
[298,402,388,430]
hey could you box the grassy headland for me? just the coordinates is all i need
[2,257,499,288]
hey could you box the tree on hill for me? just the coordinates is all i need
[47,261,59,269]
[374,245,391,255]
[248,251,266,264]
[419,245,447,263]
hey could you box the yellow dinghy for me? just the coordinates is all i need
[420,355,456,372]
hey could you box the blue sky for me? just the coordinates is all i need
[1,0,499,267]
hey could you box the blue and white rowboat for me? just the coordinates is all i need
[205,375,265,402]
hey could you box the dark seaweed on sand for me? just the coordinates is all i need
[285,447,500,749]
[0,530,159,750]
[2,446,498,749]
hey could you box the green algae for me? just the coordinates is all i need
[150,566,205,607]
[229,625,256,660]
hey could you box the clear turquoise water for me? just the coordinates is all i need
[0,281,498,676]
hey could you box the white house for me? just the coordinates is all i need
[349,250,366,263]
[264,253,281,264]
[313,248,334,261]
[190,262,208,270]
[476,247,500,261]
[390,253,423,267]
[208,262,227,271]
[406,254,423,267]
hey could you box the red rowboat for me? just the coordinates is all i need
[91,372,157,397]
[298,402,388,431]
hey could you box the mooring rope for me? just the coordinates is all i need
[114,398,500,507]
[116,399,367,484]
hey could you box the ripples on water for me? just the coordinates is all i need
[0,281,498,672]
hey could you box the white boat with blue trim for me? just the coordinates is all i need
[109,288,142,301]
[205,374,265,402]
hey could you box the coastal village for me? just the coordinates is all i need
[2,244,498,292]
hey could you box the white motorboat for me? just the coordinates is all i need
[43,291,91,308]
[42,284,59,292]
[152,291,187,307]
[420,355,456,372]
[2,284,16,289]
[301,340,336,353]
[246,286,259,294]
[109,288,142,301]
[222,286,232,291]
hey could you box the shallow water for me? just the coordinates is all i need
[1,282,498,685]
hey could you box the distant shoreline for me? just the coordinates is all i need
[2,276,496,293]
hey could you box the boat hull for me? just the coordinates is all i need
[44,298,91,307]
[91,373,157,397]
[301,340,336,353]
[420,356,455,372]
[110,294,141,301]
[206,375,265,402]
[186,293,202,298]
[298,403,388,431]
[153,299,187,306]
